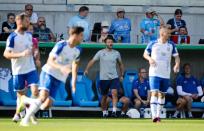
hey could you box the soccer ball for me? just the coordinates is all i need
[126,109,140,118]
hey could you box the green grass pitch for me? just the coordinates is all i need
[0,118,204,131]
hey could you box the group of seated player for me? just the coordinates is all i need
[98,64,204,118]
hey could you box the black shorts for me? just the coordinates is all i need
[99,78,120,95]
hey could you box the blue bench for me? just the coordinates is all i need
[70,71,99,107]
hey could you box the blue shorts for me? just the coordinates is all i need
[13,70,39,92]
[39,71,63,98]
[99,78,120,95]
[149,76,169,93]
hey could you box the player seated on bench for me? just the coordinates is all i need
[173,63,203,118]
[132,68,150,113]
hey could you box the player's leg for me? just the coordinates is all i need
[12,74,36,123]
[155,78,169,122]
[149,76,159,122]
[111,89,118,117]
[134,98,142,110]
[119,96,130,117]
[156,92,165,121]
[103,96,111,117]
[173,97,187,118]
[110,78,120,117]
[20,71,51,126]
[183,95,193,118]
[25,70,40,124]
[99,80,109,117]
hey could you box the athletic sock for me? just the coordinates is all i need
[156,97,165,118]
[150,96,158,119]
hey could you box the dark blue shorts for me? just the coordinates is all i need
[149,76,169,93]
[99,78,120,95]
[13,70,39,92]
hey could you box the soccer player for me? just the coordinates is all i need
[106,87,130,118]
[132,68,150,110]
[143,26,180,122]
[84,35,124,117]
[174,63,203,118]
[20,26,84,126]
[3,13,39,123]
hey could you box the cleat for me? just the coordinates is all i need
[30,115,38,125]
[111,112,117,118]
[19,120,29,127]
[12,114,20,123]
[152,117,158,123]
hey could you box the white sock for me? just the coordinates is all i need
[22,100,41,123]
[16,97,20,114]
[40,104,46,110]
[156,97,165,118]
[121,111,125,115]
[106,110,109,115]
[173,110,179,117]
[112,107,117,112]
[188,112,193,117]
[150,96,158,118]
[103,111,107,116]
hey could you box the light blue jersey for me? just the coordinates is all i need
[109,18,131,43]
[140,18,160,44]
[67,15,90,42]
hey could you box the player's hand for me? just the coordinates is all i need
[149,58,156,67]
[192,94,198,99]
[35,59,41,68]
[22,49,32,57]
[119,76,124,82]
[84,70,88,76]
[60,65,71,76]
[173,64,180,73]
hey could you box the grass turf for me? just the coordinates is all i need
[0,118,203,131]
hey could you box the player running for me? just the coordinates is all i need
[143,26,180,122]
[3,13,39,124]
[20,26,84,126]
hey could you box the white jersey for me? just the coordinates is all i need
[144,40,179,79]
[42,40,81,82]
[5,31,36,75]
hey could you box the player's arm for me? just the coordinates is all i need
[117,59,124,81]
[173,54,180,73]
[154,12,164,27]
[34,48,41,69]
[147,90,151,103]
[3,49,31,59]
[47,55,71,75]
[176,85,192,96]
[133,89,144,103]
[71,60,80,93]
[143,52,156,66]
[84,59,97,75]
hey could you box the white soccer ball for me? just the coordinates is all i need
[126,109,140,118]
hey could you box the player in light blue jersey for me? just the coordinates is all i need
[143,26,180,122]
[3,13,39,124]
[20,26,84,126]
